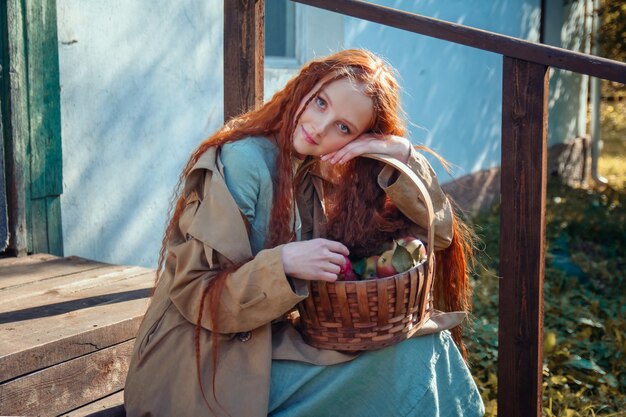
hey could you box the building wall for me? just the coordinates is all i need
[342,0,542,179]
[544,0,592,146]
[57,1,586,267]
[57,0,224,267]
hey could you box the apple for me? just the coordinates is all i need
[406,241,426,262]
[342,269,358,281]
[362,256,379,280]
[337,255,358,281]
[339,255,352,275]
[376,249,398,278]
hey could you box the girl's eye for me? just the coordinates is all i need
[315,96,326,108]
[338,123,350,134]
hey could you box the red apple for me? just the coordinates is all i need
[376,249,397,278]
[342,269,358,281]
[339,255,352,275]
[337,255,357,281]
[362,256,379,280]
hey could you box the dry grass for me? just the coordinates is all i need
[599,100,626,188]
[468,97,626,417]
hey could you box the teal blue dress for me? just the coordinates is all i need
[221,137,485,417]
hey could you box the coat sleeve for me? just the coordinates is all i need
[167,161,308,334]
[168,239,307,334]
[377,147,454,250]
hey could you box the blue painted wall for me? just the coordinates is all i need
[343,0,543,180]
[56,1,589,267]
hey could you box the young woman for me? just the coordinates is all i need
[124,49,484,417]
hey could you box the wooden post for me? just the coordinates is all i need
[2,0,29,256]
[498,57,549,417]
[223,0,264,122]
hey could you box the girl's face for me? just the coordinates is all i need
[293,77,374,158]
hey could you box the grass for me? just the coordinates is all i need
[467,99,626,416]
[599,101,626,189]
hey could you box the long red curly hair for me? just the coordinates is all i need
[154,49,474,410]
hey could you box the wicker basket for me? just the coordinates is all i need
[297,153,437,351]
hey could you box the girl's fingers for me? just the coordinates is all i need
[317,272,339,282]
[324,239,350,256]
[323,263,341,275]
[327,136,388,164]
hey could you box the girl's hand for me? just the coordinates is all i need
[321,134,411,165]
[281,239,350,282]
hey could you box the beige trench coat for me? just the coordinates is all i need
[124,145,463,417]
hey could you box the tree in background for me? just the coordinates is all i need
[598,0,625,97]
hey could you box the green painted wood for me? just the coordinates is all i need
[47,196,63,256]
[1,0,63,256]
[1,0,30,256]
[30,197,47,254]
[26,0,63,199]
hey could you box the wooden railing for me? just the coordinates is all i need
[223,1,626,416]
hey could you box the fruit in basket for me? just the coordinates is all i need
[337,270,359,281]
[376,249,397,278]
[351,257,366,277]
[338,255,352,275]
[337,256,357,281]
[391,244,415,274]
[362,256,379,280]
[373,237,428,279]
[396,236,427,263]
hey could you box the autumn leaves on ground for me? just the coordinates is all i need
[467,100,626,417]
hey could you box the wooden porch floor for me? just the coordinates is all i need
[0,254,154,416]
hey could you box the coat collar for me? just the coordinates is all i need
[186,146,252,264]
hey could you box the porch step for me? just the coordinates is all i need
[0,254,152,416]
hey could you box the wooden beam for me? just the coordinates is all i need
[498,56,548,417]
[291,0,626,84]
[64,390,125,417]
[0,340,133,416]
[224,0,265,122]
[2,0,29,256]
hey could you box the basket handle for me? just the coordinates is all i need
[360,153,436,263]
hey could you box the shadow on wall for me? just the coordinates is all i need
[343,0,544,180]
[58,0,224,267]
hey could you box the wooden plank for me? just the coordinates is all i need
[0,101,6,253]
[47,196,64,256]
[62,390,125,417]
[0,301,147,383]
[0,340,134,417]
[31,196,48,253]
[0,255,109,290]
[291,0,626,84]
[3,0,30,255]
[0,252,58,267]
[223,0,264,122]
[498,56,548,417]
[26,0,63,199]
[0,266,152,313]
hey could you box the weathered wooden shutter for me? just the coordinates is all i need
[1,0,63,256]
[0,101,7,251]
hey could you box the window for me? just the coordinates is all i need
[265,0,296,59]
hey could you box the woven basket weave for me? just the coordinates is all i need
[297,153,437,351]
